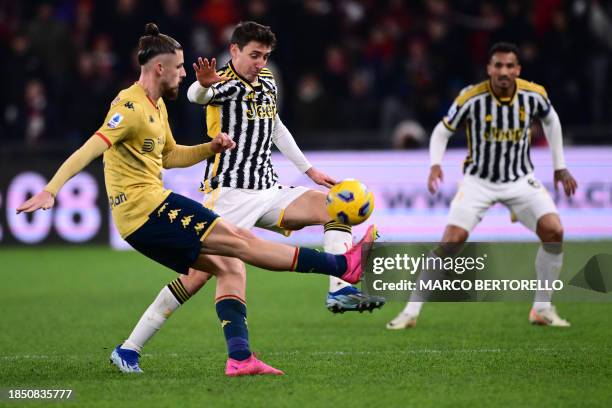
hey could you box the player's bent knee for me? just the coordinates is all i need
[442,225,469,243]
[537,214,564,243]
[215,257,247,279]
[542,224,564,243]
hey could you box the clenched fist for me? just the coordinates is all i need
[210,132,236,153]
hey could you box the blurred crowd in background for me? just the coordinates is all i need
[1,0,612,151]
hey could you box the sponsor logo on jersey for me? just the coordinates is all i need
[246,102,276,120]
[141,138,155,153]
[108,192,128,208]
[107,113,123,129]
[124,102,134,110]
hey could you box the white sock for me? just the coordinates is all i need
[403,301,423,316]
[533,246,563,311]
[401,251,442,317]
[122,286,181,353]
[324,228,353,292]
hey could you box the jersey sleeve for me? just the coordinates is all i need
[535,89,552,118]
[208,80,240,105]
[95,99,143,147]
[442,88,472,131]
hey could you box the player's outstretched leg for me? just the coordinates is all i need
[198,222,378,284]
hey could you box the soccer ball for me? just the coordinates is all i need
[326,179,374,225]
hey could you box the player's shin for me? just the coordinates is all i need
[290,247,348,277]
[533,244,563,310]
[324,221,353,291]
[121,278,191,353]
[216,296,251,361]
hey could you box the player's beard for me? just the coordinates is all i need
[161,81,179,100]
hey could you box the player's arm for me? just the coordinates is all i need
[428,90,470,194]
[18,98,140,213]
[16,135,109,213]
[540,106,577,196]
[187,57,230,104]
[272,115,336,188]
[162,133,235,168]
[428,121,454,194]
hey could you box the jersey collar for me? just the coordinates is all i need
[134,82,160,110]
[487,80,518,106]
[228,61,261,91]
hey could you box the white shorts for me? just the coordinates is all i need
[203,185,310,235]
[448,173,558,233]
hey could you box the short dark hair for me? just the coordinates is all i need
[230,21,276,50]
[488,42,520,63]
[137,23,182,65]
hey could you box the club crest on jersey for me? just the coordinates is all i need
[107,113,123,129]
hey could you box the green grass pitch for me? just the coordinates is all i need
[1,244,611,407]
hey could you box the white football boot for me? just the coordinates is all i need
[529,306,570,327]
[386,312,418,330]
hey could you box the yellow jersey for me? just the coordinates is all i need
[95,83,176,238]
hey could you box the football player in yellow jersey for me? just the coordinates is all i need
[103,21,382,379]
[17,23,377,376]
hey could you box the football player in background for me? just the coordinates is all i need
[387,42,577,330]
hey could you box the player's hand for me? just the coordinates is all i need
[305,167,337,189]
[428,164,444,194]
[210,132,236,153]
[16,191,55,214]
[554,168,577,197]
[193,57,230,88]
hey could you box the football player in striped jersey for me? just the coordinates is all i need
[387,42,577,330]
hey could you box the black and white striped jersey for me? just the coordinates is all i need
[443,78,552,183]
[200,62,278,192]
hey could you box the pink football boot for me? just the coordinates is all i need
[340,225,378,284]
[225,354,285,377]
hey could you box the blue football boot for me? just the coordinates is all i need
[326,286,386,313]
[109,345,143,373]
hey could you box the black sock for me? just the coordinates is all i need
[215,296,251,361]
[292,247,347,278]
